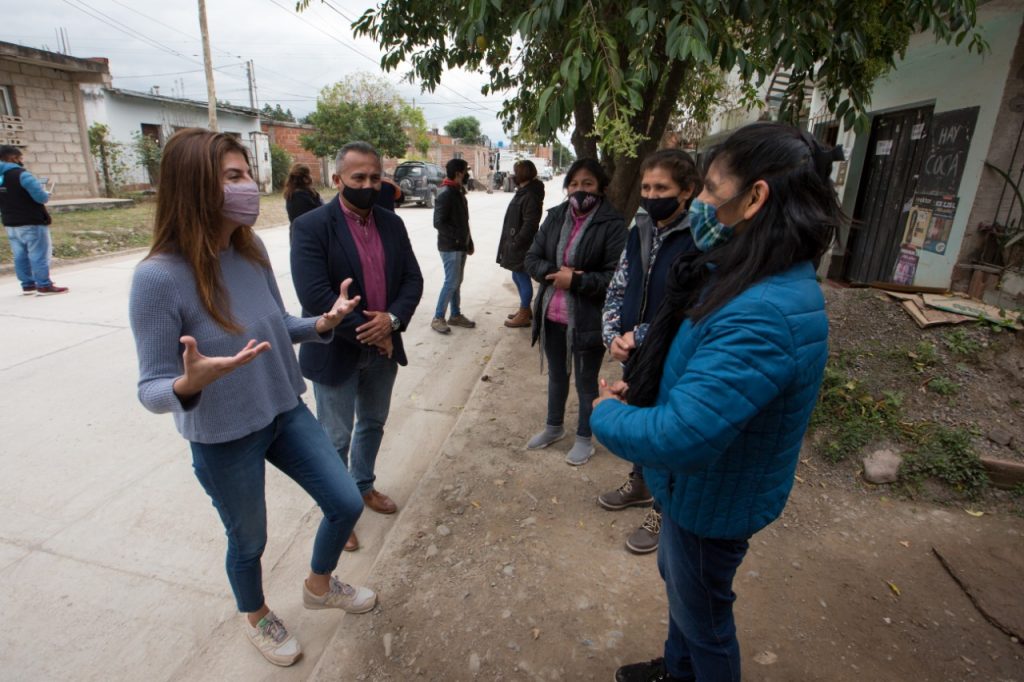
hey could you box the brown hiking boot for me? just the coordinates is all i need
[448,314,476,328]
[504,307,532,328]
[431,317,451,334]
[625,508,661,554]
[597,471,654,510]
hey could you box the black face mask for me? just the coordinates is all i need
[342,183,379,210]
[640,196,682,223]
[569,191,600,213]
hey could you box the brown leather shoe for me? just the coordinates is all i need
[362,489,398,514]
[504,307,532,328]
[344,531,359,552]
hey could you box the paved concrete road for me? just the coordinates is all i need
[0,181,566,680]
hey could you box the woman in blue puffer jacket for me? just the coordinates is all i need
[591,122,844,682]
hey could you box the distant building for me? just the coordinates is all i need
[0,41,111,198]
[260,119,328,186]
[81,86,272,192]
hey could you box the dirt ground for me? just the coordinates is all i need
[311,286,1024,682]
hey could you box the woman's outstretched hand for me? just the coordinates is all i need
[173,336,271,399]
[316,278,361,333]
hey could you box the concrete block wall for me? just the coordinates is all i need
[0,58,94,198]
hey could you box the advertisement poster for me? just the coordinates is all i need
[892,247,919,284]
[902,193,958,255]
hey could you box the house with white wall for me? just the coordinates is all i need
[81,86,272,192]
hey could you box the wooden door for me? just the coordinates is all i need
[845,106,933,283]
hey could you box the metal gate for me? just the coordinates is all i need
[845,105,933,283]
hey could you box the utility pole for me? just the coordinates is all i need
[197,0,218,131]
[246,60,258,111]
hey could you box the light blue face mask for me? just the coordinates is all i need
[688,191,745,252]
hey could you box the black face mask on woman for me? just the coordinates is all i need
[569,191,600,213]
[640,196,681,223]
[342,183,379,210]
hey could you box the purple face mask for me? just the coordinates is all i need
[222,181,260,226]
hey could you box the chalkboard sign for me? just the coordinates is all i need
[916,106,979,195]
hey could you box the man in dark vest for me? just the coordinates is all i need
[0,145,68,295]
[598,149,701,555]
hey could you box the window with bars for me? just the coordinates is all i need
[0,86,14,116]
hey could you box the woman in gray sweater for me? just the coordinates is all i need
[129,128,372,667]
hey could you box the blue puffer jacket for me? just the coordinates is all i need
[591,261,828,540]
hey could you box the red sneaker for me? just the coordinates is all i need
[35,284,69,296]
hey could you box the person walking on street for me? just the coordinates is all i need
[129,129,374,668]
[591,122,842,682]
[431,158,476,334]
[291,141,424,552]
[524,158,627,466]
[598,149,701,555]
[496,160,545,328]
[0,145,68,295]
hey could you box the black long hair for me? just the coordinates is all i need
[623,122,844,407]
[563,157,610,193]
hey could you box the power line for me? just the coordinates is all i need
[60,0,202,67]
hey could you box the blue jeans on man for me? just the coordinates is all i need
[6,225,52,289]
[189,402,363,612]
[313,348,399,495]
[434,250,467,318]
[658,513,750,681]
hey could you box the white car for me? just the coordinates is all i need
[540,166,554,181]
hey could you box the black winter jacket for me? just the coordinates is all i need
[524,199,627,351]
[496,179,545,271]
[432,184,474,252]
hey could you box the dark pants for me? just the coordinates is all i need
[543,321,603,438]
[658,513,750,681]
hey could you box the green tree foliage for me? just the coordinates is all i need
[551,138,575,169]
[131,131,162,185]
[270,143,292,191]
[444,116,483,144]
[261,103,296,122]
[299,72,427,160]
[298,0,985,212]
[87,123,128,197]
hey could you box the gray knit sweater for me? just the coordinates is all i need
[129,241,331,444]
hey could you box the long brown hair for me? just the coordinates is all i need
[148,128,268,333]
[283,162,318,200]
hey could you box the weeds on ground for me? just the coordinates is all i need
[810,354,987,499]
[942,329,983,356]
[926,376,960,396]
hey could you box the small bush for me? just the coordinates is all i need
[926,376,959,396]
[942,329,982,355]
[899,426,988,499]
[270,144,292,191]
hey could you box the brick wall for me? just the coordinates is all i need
[261,121,328,186]
[0,58,94,198]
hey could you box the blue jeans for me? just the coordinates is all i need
[511,270,533,308]
[313,349,399,494]
[434,250,467,318]
[658,513,750,681]
[190,402,363,613]
[6,225,52,288]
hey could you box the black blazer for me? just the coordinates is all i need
[524,199,627,351]
[291,195,424,383]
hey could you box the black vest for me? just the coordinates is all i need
[0,167,50,227]
[619,214,696,333]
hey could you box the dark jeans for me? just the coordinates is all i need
[511,270,533,308]
[190,402,363,612]
[658,513,750,681]
[543,320,603,438]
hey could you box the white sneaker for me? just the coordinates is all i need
[303,576,377,613]
[243,611,301,666]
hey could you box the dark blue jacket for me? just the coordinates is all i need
[591,262,828,539]
[290,195,423,384]
[619,212,695,334]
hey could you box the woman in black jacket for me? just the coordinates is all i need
[284,164,322,240]
[524,158,627,466]
[496,160,545,328]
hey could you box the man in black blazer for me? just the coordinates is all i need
[291,141,423,551]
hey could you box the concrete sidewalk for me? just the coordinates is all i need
[0,185,552,680]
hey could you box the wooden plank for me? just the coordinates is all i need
[979,457,1024,490]
[900,297,973,328]
[869,281,949,295]
[921,294,1023,329]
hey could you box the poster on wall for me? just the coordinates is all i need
[916,107,980,195]
[902,204,931,248]
[892,247,920,284]
[907,193,960,254]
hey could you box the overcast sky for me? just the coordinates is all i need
[2,0,515,144]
